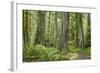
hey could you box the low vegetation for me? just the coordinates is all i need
[23,44,91,62]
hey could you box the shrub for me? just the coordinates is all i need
[23,44,81,61]
[23,46,34,62]
[33,44,47,56]
[45,48,60,61]
[23,44,47,62]
[23,45,61,61]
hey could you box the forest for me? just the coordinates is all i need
[23,10,91,62]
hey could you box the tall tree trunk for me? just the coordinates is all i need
[60,12,69,51]
[48,12,50,33]
[67,13,69,51]
[75,13,79,48]
[23,10,29,48]
[85,13,91,47]
[35,11,46,45]
[79,14,84,49]
[88,13,91,47]
[47,12,51,47]
[54,12,58,47]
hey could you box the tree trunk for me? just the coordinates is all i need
[75,13,79,48]
[35,11,46,45]
[85,13,91,47]
[79,14,84,49]
[23,10,29,48]
[60,12,69,51]
[87,13,91,47]
[47,12,51,47]
[54,12,58,47]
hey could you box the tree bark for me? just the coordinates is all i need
[79,14,84,49]
[23,10,29,48]
[35,11,46,45]
[60,12,69,51]
[54,12,58,47]
[75,13,79,48]
[85,13,91,47]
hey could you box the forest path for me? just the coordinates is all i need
[78,52,88,59]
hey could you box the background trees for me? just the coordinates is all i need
[23,10,91,62]
[35,11,46,45]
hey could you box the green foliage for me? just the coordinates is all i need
[82,48,91,59]
[34,44,47,54]
[23,45,61,61]
[23,46,34,62]
[37,47,61,61]
[23,44,91,62]
[68,46,81,53]
[23,45,77,61]
[45,48,60,61]
[23,44,47,61]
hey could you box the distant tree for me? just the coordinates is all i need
[35,11,46,45]
[75,13,79,48]
[54,12,58,47]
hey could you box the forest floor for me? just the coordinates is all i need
[23,45,91,62]
[78,52,89,59]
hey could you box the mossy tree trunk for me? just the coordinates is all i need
[35,11,46,45]
[85,13,91,47]
[23,10,29,48]
[79,14,84,49]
